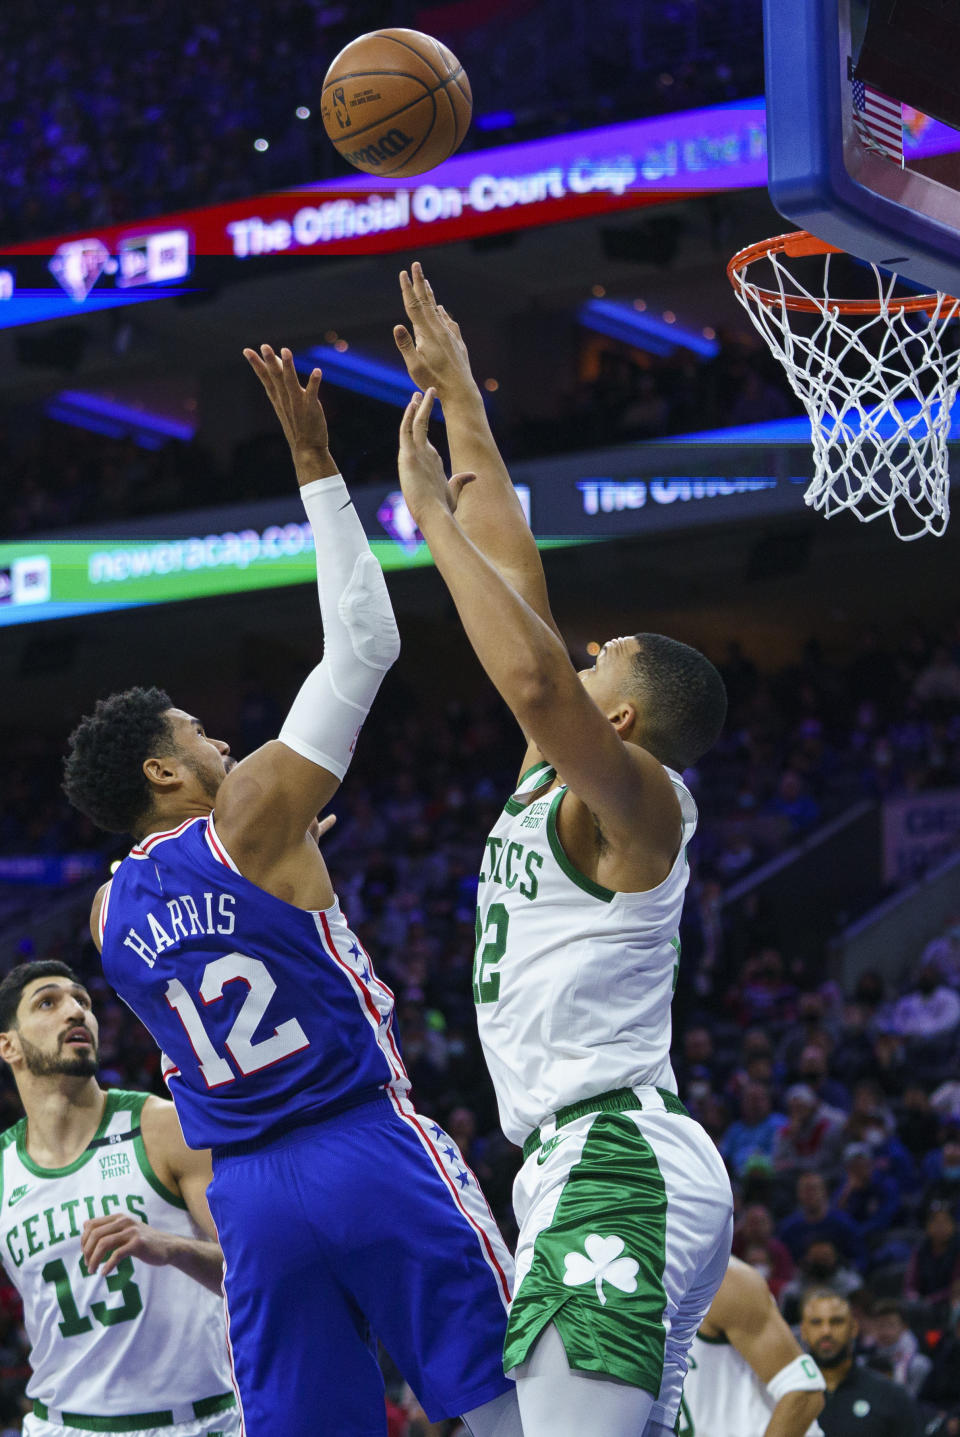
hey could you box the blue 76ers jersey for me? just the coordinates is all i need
[99,816,410,1149]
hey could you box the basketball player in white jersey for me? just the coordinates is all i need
[0,960,239,1437]
[393,264,734,1437]
[679,1257,825,1436]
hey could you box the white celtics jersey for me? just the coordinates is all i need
[0,1089,233,1421]
[474,761,697,1145]
[680,1333,823,1437]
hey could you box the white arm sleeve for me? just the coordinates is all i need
[278,474,400,780]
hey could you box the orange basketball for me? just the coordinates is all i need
[321,28,472,179]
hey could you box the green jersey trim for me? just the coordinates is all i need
[13,1090,119,1180]
[546,789,615,903]
[522,1087,689,1161]
[695,1329,730,1345]
[128,1106,187,1212]
[518,760,553,786]
[32,1392,235,1431]
[505,761,556,814]
[0,1125,18,1207]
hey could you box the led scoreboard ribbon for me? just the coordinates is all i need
[0,102,771,326]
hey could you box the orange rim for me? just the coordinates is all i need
[727,230,958,315]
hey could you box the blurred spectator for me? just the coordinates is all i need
[922,1125,960,1217]
[833,1144,902,1247]
[773,1085,845,1179]
[861,1300,932,1397]
[730,1203,795,1298]
[887,966,960,1042]
[780,1241,862,1324]
[778,1172,864,1268]
[919,1302,960,1429]
[766,769,821,833]
[897,1083,942,1160]
[903,1204,960,1324]
[719,1081,787,1178]
[869,1031,910,1100]
[795,1044,850,1118]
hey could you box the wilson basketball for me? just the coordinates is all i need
[321,29,472,179]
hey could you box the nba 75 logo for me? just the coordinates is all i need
[0,557,50,606]
[333,87,351,129]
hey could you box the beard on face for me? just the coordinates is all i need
[19,1031,99,1079]
[811,1339,852,1369]
[183,750,224,803]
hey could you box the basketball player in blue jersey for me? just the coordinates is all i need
[393,265,734,1437]
[62,349,521,1437]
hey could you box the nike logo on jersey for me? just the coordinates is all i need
[537,1135,565,1164]
[6,1184,28,1207]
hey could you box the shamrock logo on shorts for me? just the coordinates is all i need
[562,1233,639,1306]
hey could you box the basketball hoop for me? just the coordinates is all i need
[727,230,960,540]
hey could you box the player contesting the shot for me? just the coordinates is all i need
[62,350,523,1437]
[394,263,734,1437]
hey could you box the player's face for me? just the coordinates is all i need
[578,635,642,713]
[801,1297,856,1367]
[164,708,231,802]
[12,978,100,1078]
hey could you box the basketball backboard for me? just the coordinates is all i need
[763,0,960,296]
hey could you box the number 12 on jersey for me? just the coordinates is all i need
[166,953,309,1088]
[474,904,508,1004]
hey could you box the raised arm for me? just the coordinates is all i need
[397,390,678,855]
[213,348,399,883]
[394,262,559,638]
[709,1260,825,1437]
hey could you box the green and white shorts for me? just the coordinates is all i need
[505,1087,732,1430]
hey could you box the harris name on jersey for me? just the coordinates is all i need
[119,888,236,968]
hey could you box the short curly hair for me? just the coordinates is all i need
[629,634,727,770]
[63,686,175,834]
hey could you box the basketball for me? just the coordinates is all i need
[321,28,472,179]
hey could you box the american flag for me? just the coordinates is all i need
[852,77,903,166]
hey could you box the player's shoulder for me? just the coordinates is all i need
[710,1257,772,1328]
[0,1118,24,1150]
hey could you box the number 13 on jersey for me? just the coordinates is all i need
[474,904,508,1004]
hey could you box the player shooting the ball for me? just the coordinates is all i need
[394,262,734,1437]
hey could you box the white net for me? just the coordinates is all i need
[728,233,960,540]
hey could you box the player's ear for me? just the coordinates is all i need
[608,701,637,737]
[0,1028,22,1066]
[143,755,181,791]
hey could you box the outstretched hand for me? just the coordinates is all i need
[398,389,474,526]
[394,261,476,401]
[243,344,330,466]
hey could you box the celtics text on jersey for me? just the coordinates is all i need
[473,762,697,1145]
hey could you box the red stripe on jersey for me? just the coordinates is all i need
[354,935,405,1073]
[98,880,113,943]
[219,1258,247,1436]
[134,816,202,856]
[205,817,240,871]
[317,912,407,1086]
[388,1093,513,1307]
